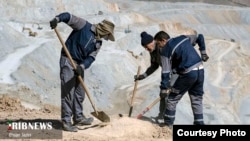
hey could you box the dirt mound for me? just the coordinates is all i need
[0,95,171,141]
[0,95,24,111]
[63,115,172,141]
[0,95,60,120]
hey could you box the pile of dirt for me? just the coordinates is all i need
[0,95,24,111]
[63,115,172,141]
[0,95,172,141]
[0,95,60,120]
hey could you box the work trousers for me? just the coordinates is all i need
[164,69,205,125]
[60,56,85,123]
[158,98,166,118]
[159,73,179,118]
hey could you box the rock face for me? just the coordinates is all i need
[0,0,249,125]
[232,0,250,6]
[137,0,250,6]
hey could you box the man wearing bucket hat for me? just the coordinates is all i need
[50,12,115,132]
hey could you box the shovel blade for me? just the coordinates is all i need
[91,111,110,122]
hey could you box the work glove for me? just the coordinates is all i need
[49,17,59,29]
[159,88,171,99]
[74,65,84,76]
[201,53,209,62]
[134,73,147,81]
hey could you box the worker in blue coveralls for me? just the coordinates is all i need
[50,12,115,132]
[154,30,209,128]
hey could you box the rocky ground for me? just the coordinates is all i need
[0,0,250,141]
[0,95,172,141]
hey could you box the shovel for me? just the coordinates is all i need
[54,28,110,122]
[136,97,161,119]
[128,66,141,117]
[136,89,171,119]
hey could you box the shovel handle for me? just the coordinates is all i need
[130,66,141,106]
[137,97,161,119]
[54,28,98,115]
[128,66,141,117]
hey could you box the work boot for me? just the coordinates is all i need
[159,123,173,129]
[156,114,164,120]
[152,114,164,124]
[152,116,163,124]
[193,121,205,125]
[62,122,78,132]
[73,117,94,126]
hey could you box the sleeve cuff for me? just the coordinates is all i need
[80,64,85,70]
[160,89,171,94]
[142,73,148,78]
[55,17,60,22]
[200,50,207,54]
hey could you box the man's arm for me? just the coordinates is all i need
[196,34,209,61]
[55,12,87,30]
[134,57,159,81]
[196,34,206,53]
[186,34,209,62]
[145,61,159,76]
[80,41,102,69]
[160,55,171,90]
[186,34,206,51]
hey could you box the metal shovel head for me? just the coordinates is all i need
[91,111,110,122]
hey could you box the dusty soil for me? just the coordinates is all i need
[0,95,172,141]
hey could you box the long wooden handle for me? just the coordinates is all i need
[137,97,161,119]
[130,66,141,106]
[128,66,141,117]
[54,28,98,115]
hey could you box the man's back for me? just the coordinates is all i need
[161,35,202,74]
